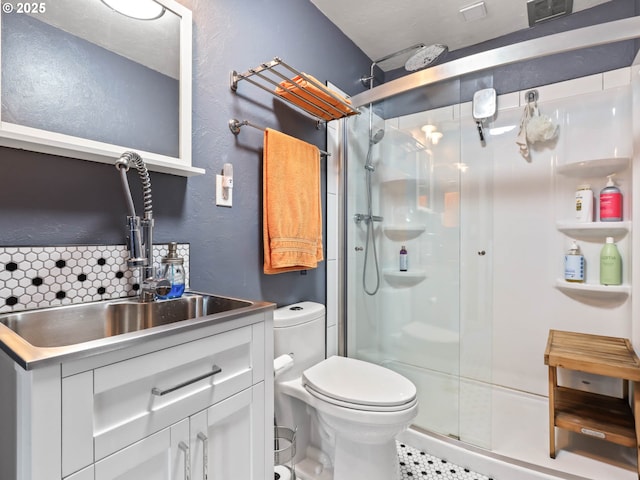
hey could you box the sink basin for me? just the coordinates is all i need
[0,293,252,349]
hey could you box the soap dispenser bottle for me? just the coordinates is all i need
[599,175,622,221]
[564,240,585,283]
[159,242,185,299]
[600,237,622,286]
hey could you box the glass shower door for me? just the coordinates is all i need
[345,102,463,440]
[345,90,493,448]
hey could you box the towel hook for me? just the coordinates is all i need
[525,89,539,104]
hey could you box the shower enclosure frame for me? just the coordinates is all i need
[330,12,640,465]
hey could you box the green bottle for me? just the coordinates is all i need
[600,237,622,286]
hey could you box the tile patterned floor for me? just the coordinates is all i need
[398,442,494,480]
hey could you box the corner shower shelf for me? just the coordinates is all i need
[230,57,359,122]
[554,279,630,300]
[383,269,427,288]
[383,224,427,241]
[555,157,630,178]
[555,221,631,239]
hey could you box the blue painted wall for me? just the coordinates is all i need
[0,0,637,308]
[0,0,370,308]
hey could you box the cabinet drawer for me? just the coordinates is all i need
[64,325,255,464]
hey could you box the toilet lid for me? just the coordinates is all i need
[302,356,416,408]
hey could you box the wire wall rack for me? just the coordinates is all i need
[230,57,359,123]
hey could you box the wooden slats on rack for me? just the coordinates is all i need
[230,57,359,122]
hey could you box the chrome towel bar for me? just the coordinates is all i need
[228,119,331,157]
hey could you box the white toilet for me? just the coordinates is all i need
[274,302,418,480]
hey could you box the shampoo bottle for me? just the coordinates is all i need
[158,242,185,299]
[575,184,593,222]
[600,237,622,286]
[399,246,408,272]
[564,240,585,283]
[599,175,622,222]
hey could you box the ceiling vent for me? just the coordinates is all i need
[527,0,573,27]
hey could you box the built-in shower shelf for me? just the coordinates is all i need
[383,269,427,288]
[555,157,630,178]
[555,221,630,239]
[554,279,630,300]
[383,224,427,241]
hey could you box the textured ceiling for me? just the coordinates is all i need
[310,0,612,70]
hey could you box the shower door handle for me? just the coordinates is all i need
[355,246,364,251]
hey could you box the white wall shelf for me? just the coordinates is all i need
[554,279,630,299]
[383,269,427,288]
[383,224,427,241]
[555,157,630,178]
[555,221,631,239]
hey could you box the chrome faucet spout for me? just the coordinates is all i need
[116,151,164,302]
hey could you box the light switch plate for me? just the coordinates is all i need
[216,174,232,207]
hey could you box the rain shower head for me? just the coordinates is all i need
[361,43,426,87]
[404,44,448,72]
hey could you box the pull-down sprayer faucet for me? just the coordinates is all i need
[115,151,170,302]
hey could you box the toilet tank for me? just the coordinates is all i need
[274,302,325,381]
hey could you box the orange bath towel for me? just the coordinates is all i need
[275,73,354,121]
[263,128,324,274]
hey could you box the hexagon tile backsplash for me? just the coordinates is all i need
[0,244,189,314]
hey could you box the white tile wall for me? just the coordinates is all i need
[0,244,189,313]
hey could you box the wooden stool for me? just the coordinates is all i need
[544,329,640,479]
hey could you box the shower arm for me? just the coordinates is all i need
[360,43,426,87]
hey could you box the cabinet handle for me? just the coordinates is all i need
[197,432,209,480]
[179,441,191,480]
[151,365,222,396]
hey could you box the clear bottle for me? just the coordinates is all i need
[599,175,622,222]
[600,237,622,286]
[575,184,593,223]
[564,240,585,283]
[158,242,185,299]
[399,245,408,272]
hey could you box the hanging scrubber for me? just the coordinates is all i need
[516,90,558,160]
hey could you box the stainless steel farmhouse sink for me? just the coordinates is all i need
[0,292,271,369]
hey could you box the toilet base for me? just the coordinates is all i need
[333,435,399,480]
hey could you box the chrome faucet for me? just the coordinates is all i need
[115,152,170,302]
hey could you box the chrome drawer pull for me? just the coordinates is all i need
[197,432,209,480]
[151,365,222,396]
[179,441,191,480]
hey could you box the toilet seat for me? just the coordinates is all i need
[302,356,417,411]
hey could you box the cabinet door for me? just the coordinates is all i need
[94,419,189,480]
[190,384,266,480]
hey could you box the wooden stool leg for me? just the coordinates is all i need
[634,381,640,480]
[549,366,557,459]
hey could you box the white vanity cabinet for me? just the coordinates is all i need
[1,309,274,480]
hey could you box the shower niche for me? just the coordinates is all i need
[553,86,632,301]
[376,127,435,289]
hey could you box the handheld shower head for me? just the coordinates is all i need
[405,44,448,71]
[370,128,385,145]
[365,129,385,172]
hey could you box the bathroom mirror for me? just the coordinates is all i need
[0,0,203,176]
